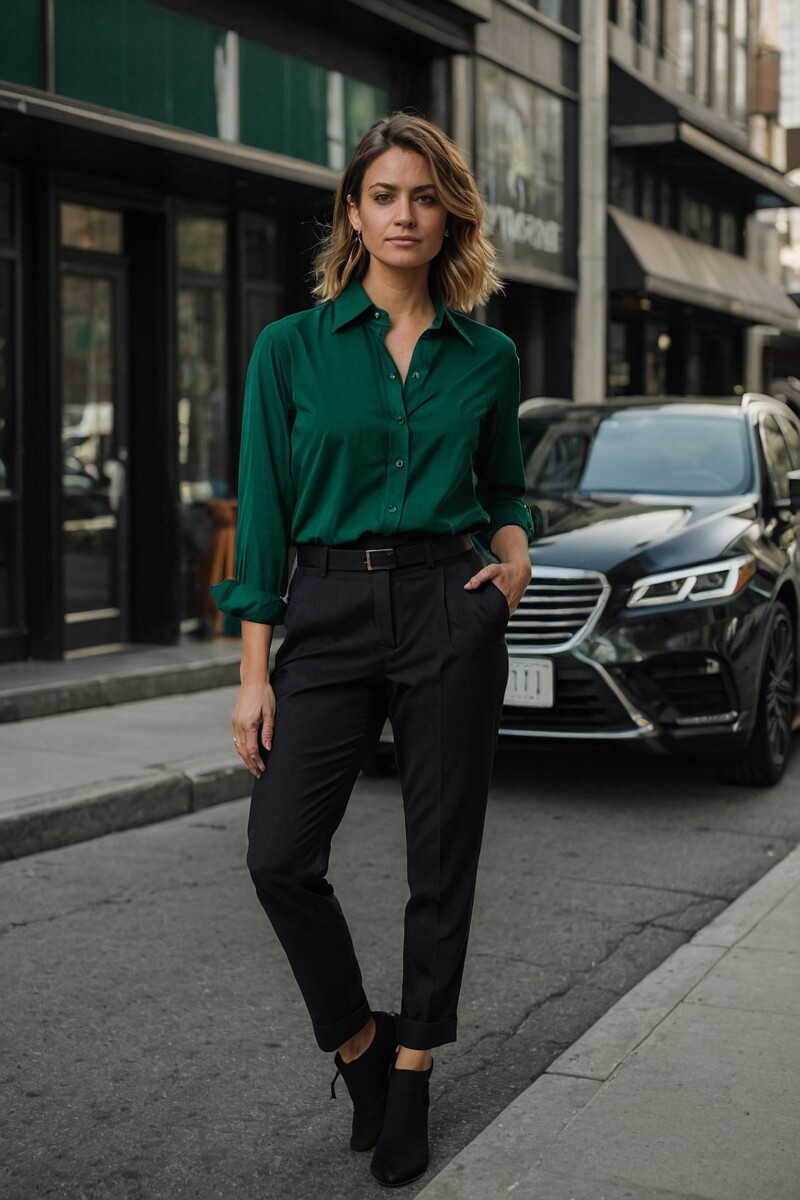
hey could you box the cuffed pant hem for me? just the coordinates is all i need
[394,1014,457,1050]
[313,996,373,1052]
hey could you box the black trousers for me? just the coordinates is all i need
[246,541,509,1052]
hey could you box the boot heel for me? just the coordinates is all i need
[331,1011,397,1152]
[370,1062,433,1187]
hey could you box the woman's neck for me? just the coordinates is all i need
[361,262,434,323]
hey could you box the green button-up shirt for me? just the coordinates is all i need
[211,279,534,626]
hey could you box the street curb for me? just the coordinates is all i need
[416,844,800,1199]
[0,759,250,861]
[0,659,241,724]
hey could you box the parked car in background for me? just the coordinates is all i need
[501,395,800,785]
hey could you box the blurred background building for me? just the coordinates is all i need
[0,0,797,663]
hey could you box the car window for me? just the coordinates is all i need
[776,413,800,470]
[760,414,792,503]
[523,410,752,496]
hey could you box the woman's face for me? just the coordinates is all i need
[347,147,448,273]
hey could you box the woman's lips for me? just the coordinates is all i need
[387,237,421,245]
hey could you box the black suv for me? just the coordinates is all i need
[501,395,800,786]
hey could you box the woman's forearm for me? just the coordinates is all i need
[239,620,274,684]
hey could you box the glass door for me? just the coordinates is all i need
[60,262,128,652]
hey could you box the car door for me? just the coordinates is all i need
[759,410,800,575]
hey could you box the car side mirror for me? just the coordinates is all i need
[529,504,546,539]
[789,470,800,511]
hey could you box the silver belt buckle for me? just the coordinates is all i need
[365,547,396,571]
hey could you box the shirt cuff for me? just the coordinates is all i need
[486,500,536,544]
[209,579,286,626]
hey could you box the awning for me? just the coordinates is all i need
[608,206,800,333]
[609,64,800,209]
[609,120,800,209]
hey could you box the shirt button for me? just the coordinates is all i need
[388,504,397,513]
[411,370,420,380]
[373,311,381,319]
[395,459,404,468]
[388,372,396,380]
[396,415,405,423]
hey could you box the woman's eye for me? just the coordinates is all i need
[417,194,437,205]
[374,193,392,203]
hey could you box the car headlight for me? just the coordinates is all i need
[627,555,756,608]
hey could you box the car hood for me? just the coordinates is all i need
[529,492,760,580]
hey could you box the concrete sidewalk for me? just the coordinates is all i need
[418,843,800,1200]
[0,683,249,860]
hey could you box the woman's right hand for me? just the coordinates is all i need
[232,681,275,778]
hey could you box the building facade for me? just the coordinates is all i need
[593,0,800,402]
[0,0,578,663]
[1,0,796,664]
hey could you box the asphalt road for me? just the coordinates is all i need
[2,740,799,1200]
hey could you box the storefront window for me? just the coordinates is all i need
[0,260,14,495]
[719,210,739,254]
[61,204,124,255]
[476,62,568,279]
[609,153,637,214]
[640,168,657,222]
[176,217,228,504]
[679,192,714,244]
[176,213,229,629]
[242,215,285,364]
[177,217,227,275]
[607,322,631,398]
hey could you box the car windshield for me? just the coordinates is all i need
[523,409,753,496]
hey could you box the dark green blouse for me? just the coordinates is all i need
[211,279,534,626]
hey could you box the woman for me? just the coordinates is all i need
[211,111,533,1188]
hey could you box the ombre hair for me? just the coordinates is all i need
[312,112,502,312]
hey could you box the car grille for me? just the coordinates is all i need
[506,567,609,650]
[616,658,738,726]
[501,658,632,733]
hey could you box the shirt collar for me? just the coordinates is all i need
[331,278,473,345]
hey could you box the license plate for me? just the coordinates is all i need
[505,657,554,708]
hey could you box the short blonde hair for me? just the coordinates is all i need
[313,112,502,312]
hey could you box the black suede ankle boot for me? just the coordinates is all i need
[370,1062,433,1188]
[331,1011,398,1152]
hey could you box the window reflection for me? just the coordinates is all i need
[0,260,13,494]
[61,203,123,254]
[176,212,230,629]
[60,273,119,615]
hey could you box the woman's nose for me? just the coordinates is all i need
[395,201,415,225]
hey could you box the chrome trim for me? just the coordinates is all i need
[499,651,656,740]
[675,711,739,727]
[506,566,611,652]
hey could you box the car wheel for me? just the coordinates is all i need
[717,602,796,787]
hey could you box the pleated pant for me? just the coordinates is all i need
[245,541,509,1052]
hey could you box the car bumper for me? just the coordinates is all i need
[499,592,767,755]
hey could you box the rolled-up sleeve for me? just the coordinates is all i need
[475,351,535,544]
[210,329,295,625]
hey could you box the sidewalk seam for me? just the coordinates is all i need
[0,758,249,862]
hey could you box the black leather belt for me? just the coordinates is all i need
[296,533,473,572]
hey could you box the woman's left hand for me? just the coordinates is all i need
[463,557,532,616]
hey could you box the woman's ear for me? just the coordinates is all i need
[346,193,361,234]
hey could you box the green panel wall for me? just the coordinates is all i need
[343,78,388,157]
[240,38,328,166]
[0,0,44,88]
[55,0,222,137]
